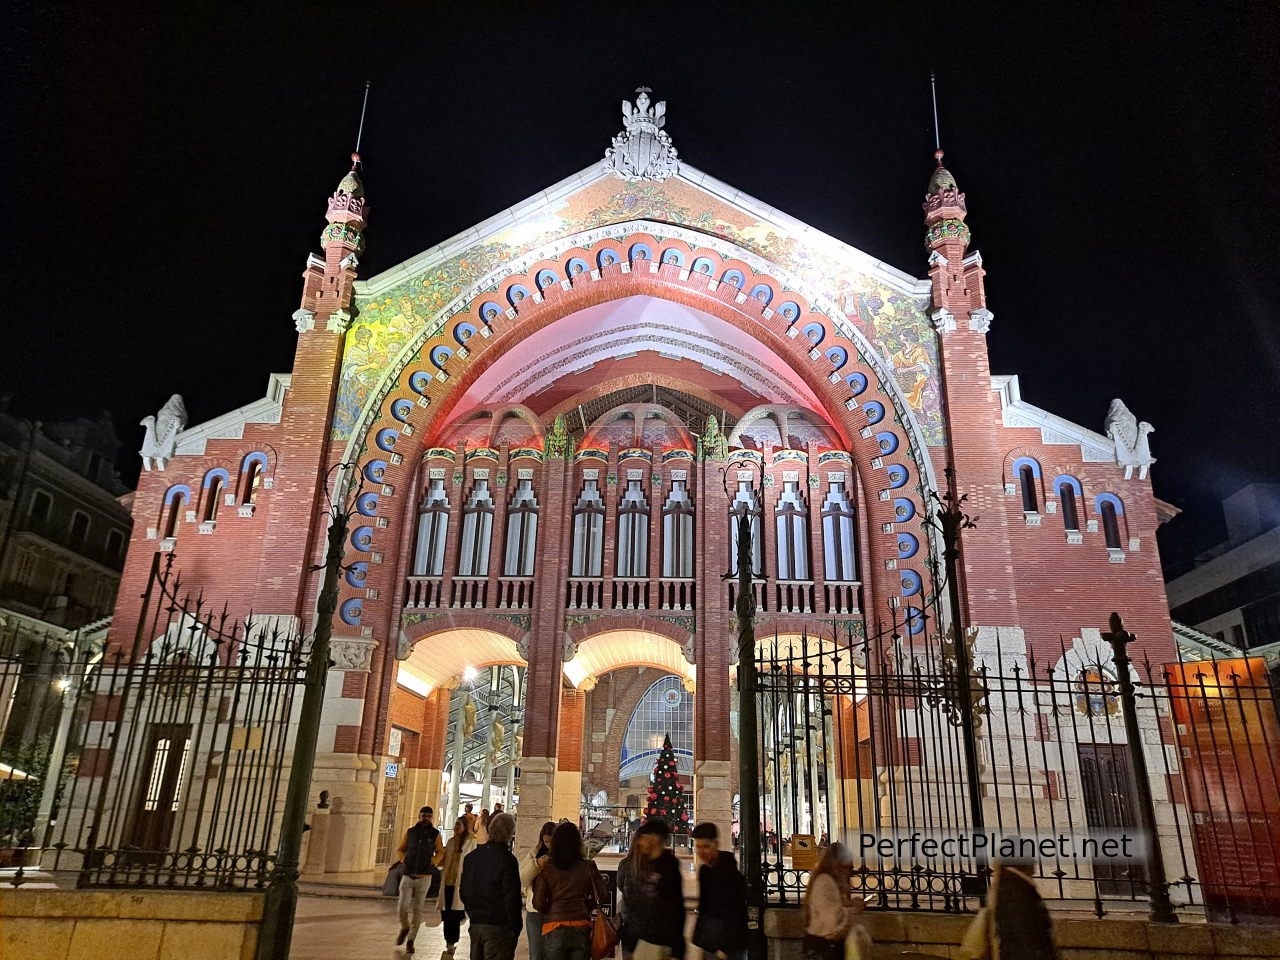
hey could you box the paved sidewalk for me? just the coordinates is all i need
[292,892,532,960]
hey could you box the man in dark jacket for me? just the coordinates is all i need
[692,822,749,960]
[460,811,522,960]
[396,806,446,954]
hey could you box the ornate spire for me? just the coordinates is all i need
[923,149,969,251]
[295,153,368,334]
[604,87,680,182]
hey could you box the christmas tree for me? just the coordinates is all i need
[644,734,688,831]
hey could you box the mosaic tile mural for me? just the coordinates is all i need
[335,177,941,444]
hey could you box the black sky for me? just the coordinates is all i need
[7,2,1278,573]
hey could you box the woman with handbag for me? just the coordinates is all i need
[618,819,685,960]
[802,843,868,960]
[532,822,611,960]
[437,816,476,954]
[520,821,559,960]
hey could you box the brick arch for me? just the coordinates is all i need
[541,372,751,423]
[399,611,528,649]
[565,615,692,650]
[339,226,937,653]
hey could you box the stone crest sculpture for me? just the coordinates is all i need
[545,414,573,460]
[604,87,680,183]
[139,394,187,471]
[1104,398,1155,479]
[700,415,729,460]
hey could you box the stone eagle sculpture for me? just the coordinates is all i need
[1104,398,1155,480]
[139,394,187,471]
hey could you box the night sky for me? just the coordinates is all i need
[8,3,1278,573]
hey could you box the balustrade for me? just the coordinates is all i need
[824,581,861,614]
[404,576,443,609]
[450,576,488,609]
[497,576,535,609]
[658,578,696,611]
[566,577,604,610]
[612,577,649,610]
[775,580,816,613]
[728,579,769,613]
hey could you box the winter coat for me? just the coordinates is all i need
[693,851,749,953]
[619,850,686,959]
[460,840,523,936]
[436,834,476,911]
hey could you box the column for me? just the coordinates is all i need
[553,685,587,821]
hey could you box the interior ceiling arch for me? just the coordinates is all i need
[450,295,825,421]
[563,630,695,689]
[398,628,526,695]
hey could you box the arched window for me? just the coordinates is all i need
[775,481,809,580]
[616,480,649,577]
[240,455,267,506]
[619,675,694,781]
[203,475,224,523]
[1054,477,1082,533]
[1019,464,1039,513]
[413,479,450,576]
[503,479,539,576]
[1100,499,1123,550]
[661,480,695,577]
[570,479,605,577]
[161,488,188,540]
[728,482,763,577]
[457,479,495,576]
[28,490,52,523]
[822,481,858,581]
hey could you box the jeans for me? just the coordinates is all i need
[526,911,545,960]
[398,874,431,942]
[543,925,591,960]
[470,923,518,960]
[443,885,465,945]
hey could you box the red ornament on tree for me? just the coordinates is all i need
[646,733,687,832]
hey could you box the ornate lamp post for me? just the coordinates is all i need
[257,463,360,960]
[722,456,765,959]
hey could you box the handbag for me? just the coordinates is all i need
[588,862,620,960]
[382,861,406,897]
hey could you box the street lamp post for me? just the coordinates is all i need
[256,465,357,960]
[723,460,765,960]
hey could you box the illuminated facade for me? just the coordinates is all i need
[110,91,1177,876]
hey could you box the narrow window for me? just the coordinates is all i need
[570,479,605,577]
[70,511,90,542]
[106,529,125,560]
[728,482,763,577]
[1101,501,1122,549]
[616,480,650,577]
[774,481,809,580]
[162,494,185,540]
[661,480,695,578]
[1019,464,1038,513]
[29,490,52,523]
[413,479,451,576]
[822,481,858,581]
[457,479,495,576]
[1060,486,1080,532]
[203,476,223,523]
[503,479,539,577]
[241,460,263,505]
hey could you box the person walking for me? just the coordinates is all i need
[464,802,479,833]
[801,843,868,960]
[617,819,685,960]
[690,823,748,960]
[531,822,605,960]
[438,816,477,954]
[957,863,1057,960]
[476,808,492,844]
[396,806,446,955]
[520,821,558,960]
[461,811,523,960]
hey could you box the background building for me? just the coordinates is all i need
[106,93,1180,877]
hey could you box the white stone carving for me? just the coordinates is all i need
[604,88,680,182]
[1104,399,1155,479]
[139,394,187,471]
[293,308,315,333]
[330,637,376,672]
[327,308,353,334]
[969,308,993,334]
[930,307,956,334]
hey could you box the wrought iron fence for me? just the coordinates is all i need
[0,554,310,890]
[753,619,1280,921]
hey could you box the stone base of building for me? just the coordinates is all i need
[763,907,1280,960]
[0,888,262,960]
